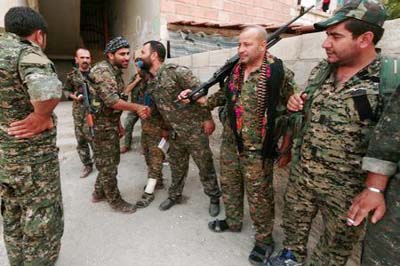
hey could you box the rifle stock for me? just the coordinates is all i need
[184,5,314,102]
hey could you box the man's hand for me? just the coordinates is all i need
[177,89,193,104]
[347,189,386,226]
[70,91,83,102]
[137,105,151,119]
[203,119,215,136]
[8,112,54,138]
[162,130,169,140]
[287,93,307,112]
[291,25,315,34]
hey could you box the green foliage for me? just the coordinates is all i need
[385,0,400,19]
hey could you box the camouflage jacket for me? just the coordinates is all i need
[89,60,125,130]
[63,67,90,112]
[207,53,296,151]
[362,84,400,179]
[132,75,167,135]
[0,32,62,164]
[148,63,212,138]
[294,57,383,176]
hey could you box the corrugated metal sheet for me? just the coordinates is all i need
[169,30,238,58]
[168,21,302,58]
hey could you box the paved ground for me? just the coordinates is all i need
[0,101,360,266]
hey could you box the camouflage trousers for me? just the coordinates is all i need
[92,127,122,205]
[167,130,221,201]
[282,162,365,265]
[123,111,139,148]
[72,103,93,167]
[0,157,64,266]
[362,176,400,266]
[220,135,274,244]
[141,130,164,184]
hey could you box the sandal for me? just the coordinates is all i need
[248,242,273,265]
[136,193,155,208]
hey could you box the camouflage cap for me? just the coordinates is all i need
[314,0,387,31]
[104,36,130,54]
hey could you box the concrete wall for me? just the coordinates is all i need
[0,0,27,30]
[108,0,161,79]
[167,18,400,90]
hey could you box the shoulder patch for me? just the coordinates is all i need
[19,52,51,65]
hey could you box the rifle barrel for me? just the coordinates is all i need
[185,5,314,101]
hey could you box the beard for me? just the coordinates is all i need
[140,58,152,72]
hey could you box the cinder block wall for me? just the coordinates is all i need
[161,0,293,25]
[167,18,400,90]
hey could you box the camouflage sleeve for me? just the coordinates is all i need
[130,82,142,104]
[63,73,74,99]
[281,65,297,108]
[90,68,120,107]
[175,66,213,121]
[18,48,62,101]
[206,85,226,110]
[362,85,400,176]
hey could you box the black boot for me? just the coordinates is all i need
[159,198,176,211]
[209,197,220,217]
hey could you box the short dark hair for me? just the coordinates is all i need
[5,7,48,37]
[144,41,166,62]
[75,47,90,56]
[343,18,384,45]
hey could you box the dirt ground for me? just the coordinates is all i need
[0,101,360,266]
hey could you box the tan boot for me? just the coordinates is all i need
[91,192,106,203]
[112,200,137,213]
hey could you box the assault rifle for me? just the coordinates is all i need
[182,5,314,102]
[82,82,95,137]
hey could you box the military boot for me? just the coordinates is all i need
[111,200,137,214]
[136,193,155,208]
[209,197,220,217]
[159,197,181,211]
[249,241,274,266]
[91,191,106,203]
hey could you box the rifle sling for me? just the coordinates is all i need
[225,60,284,156]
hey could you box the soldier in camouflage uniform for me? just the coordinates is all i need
[181,25,296,265]
[139,41,222,215]
[120,110,139,153]
[267,1,388,265]
[132,62,167,208]
[120,64,141,153]
[89,37,150,213]
[0,7,64,265]
[63,48,94,178]
[346,85,400,266]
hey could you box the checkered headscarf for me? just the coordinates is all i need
[104,36,130,54]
